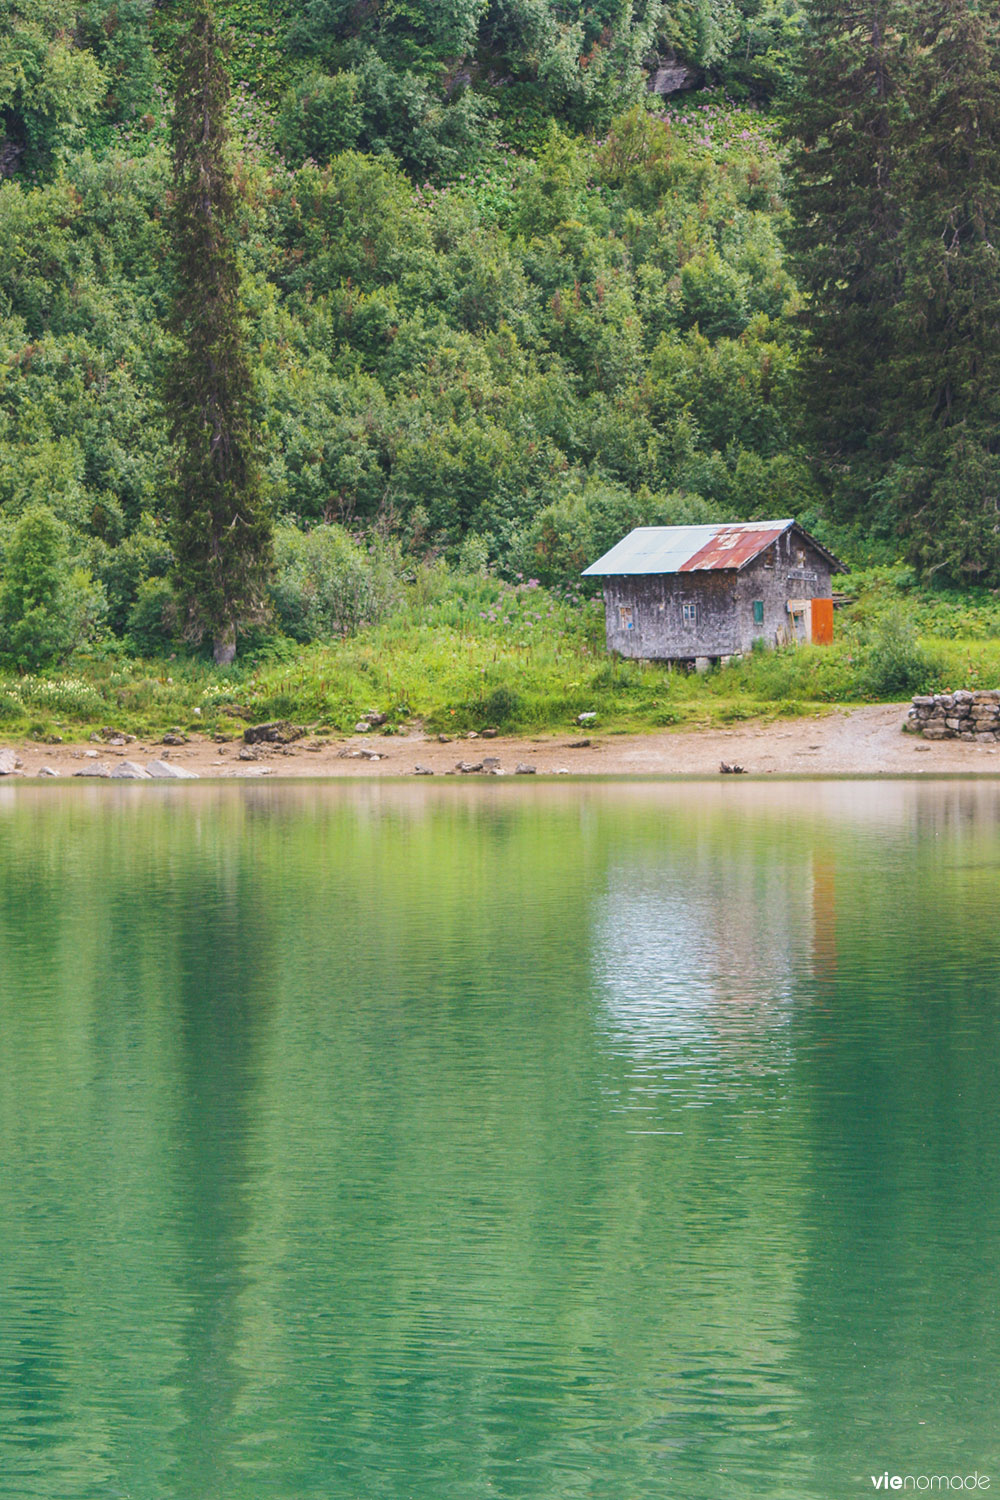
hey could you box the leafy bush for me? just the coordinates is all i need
[94,515,174,635]
[456,533,491,576]
[479,684,522,726]
[276,70,363,163]
[288,0,487,66]
[0,0,106,174]
[126,578,178,655]
[861,610,939,698]
[677,252,750,341]
[270,525,402,641]
[278,57,496,180]
[0,506,106,669]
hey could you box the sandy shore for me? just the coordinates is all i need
[5,703,1000,778]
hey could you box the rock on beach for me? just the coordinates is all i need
[111,762,152,779]
[146,760,199,779]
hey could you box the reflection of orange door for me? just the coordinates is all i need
[811,597,834,645]
[812,852,837,979]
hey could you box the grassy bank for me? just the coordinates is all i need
[1,566,999,744]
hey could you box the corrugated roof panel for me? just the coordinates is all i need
[578,525,719,576]
[680,524,790,571]
[582,521,795,576]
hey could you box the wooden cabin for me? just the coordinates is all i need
[582,520,847,667]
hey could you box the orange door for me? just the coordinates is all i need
[810,597,834,645]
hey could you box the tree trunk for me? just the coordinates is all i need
[213,625,236,665]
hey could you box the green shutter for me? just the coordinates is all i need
[753,600,764,625]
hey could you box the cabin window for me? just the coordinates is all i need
[753,600,764,625]
[682,601,699,627]
[618,605,634,631]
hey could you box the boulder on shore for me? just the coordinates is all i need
[244,720,303,745]
[146,760,199,779]
[111,762,152,780]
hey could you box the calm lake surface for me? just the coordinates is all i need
[0,779,998,1500]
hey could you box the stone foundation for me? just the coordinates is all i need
[904,690,1000,741]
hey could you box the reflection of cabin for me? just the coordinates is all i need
[582,519,848,667]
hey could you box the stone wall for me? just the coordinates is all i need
[904,690,1000,741]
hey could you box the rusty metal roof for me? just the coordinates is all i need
[680,522,792,571]
[582,520,847,576]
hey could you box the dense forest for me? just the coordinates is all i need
[1,0,999,675]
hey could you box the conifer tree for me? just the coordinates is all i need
[167,0,271,664]
[787,0,1000,581]
[783,0,910,525]
[888,0,1000,580]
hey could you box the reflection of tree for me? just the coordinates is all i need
[168,855,280,1497]
[0,794,200,1495]
[0,790,283,1497]
[791,812,1000,1489]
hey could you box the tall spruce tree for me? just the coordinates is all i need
[787,0,1000,581]
[887,0,1000,580]
[167,0,271,664]
[784,0,910,526]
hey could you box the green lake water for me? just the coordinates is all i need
[0,779,998,1500]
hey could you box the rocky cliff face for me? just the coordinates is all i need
[646,54,701,95]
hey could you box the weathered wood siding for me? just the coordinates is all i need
[601,573,739,659]
[735,536,833,653]
[600,533,834,661]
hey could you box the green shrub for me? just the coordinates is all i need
[280,51,497,179]
[94,517,174,636]
[516,478,718,588]
[677,252,751,341]
[276,71,363,164]
[126,579,178,656]
[0,507,106,669]
[861,610,939,698]
[479,685,522,726]
[270,525,402,641]
[456,533,491,577]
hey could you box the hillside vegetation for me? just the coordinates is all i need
[0,0,997,734]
